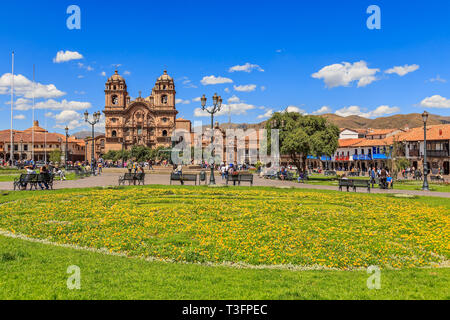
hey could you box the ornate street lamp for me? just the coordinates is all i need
[200,93,222,185]
[84,111,101,175]
[19,139,23,161]
[422,111,429,191]
[65,126,69,167]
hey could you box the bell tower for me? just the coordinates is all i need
[152,70,176,109]
[105,70,128,109]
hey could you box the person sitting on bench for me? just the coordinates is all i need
[38,166,50,190]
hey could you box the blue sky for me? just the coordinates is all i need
[1,0,449,133]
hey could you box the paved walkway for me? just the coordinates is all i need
[1,172,449,198]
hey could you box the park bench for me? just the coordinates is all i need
[351,179,370,193]
[238,173,254,186]
[226,173,240,186]
[134,172,145,185]
[430,175,445,183]
[338,179,352,192]
[13,174,37,190]
[37,173,54,190]
[118,173,136,185]
[170,173,197,185]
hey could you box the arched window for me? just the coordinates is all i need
[162,130,168,137]
[112,95,118,105]
[161,95,168,104]
[112,130,117,137]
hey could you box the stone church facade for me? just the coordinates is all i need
[102,70,190,154]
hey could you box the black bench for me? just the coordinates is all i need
[13,174,36,190]
[119,173,136,185]
[238,173,254,186]
[170,173,197,185]
[134,172,145,185]
[338,179,352,192]
[226,173,253,186]
[37,173,54,190]
[430,175,444,183]
[226,174,240,186]
[351,179,370,193]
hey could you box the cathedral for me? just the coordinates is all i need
[102,70,191,154]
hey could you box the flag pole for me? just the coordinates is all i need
[10,52,14,166]
[32,64,35,162]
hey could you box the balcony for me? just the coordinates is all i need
[426,150,449,157]
[335,156,350,161]
[409,149,420,157]
[157,137,171,144]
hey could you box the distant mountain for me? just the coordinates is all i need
[320,113,450,129]
[72,131,104,139]
[213,113,450,131]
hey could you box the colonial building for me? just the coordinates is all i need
[0,121,86,162]
[102,70,184,153]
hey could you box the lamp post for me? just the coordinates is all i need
[57,137,62,164]
[19,139,23,161]
[65,126,69,167]
[84,111,101,176]
[10,131,15,166]
[200,93,222,185]
[422,111,429,191]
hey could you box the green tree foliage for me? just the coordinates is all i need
[266,112,340,172]
[49,149,62,164]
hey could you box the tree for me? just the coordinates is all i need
[49,149,62,164]
[130,146,151,162]
[386,137,408,177]
[266,112,340,172]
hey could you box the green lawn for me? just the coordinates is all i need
[301,174,450,192]
[1,235,448,300]
[0,185,448,299]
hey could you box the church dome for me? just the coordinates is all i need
[108,70,125,82]
[157,70,173,82]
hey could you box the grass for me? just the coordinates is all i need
[0,185,448,299]
[300,174,450,192]
[1,235,448,300]
[0,172,80,182]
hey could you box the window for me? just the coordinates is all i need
[162,117,168,123]
[137,126,142,135]
[162,130,168,137]
[161,95,168,104]
[112,95,118,105]
[112,130,117,137]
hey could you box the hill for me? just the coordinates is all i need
[72,131,105,139]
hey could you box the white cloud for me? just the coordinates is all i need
[181,77,197,88]
[201,75,233,85]
[312,61,379,88]
[194,102,257,117]
[260,86,266,91]
[276,49,283,53]
[100,71,107,77]
[227,95,240,103]
[335,105,400,118]
[257,109,273,119]
[77,75,84,79]
[53,50,83,63]
[385,64,419,76]
[420,95,450,109]
[285,105,306,114]
[0,73,65,99]
[311,106,332,115]
[229,63,264,73]
[224,88,230,93]
[54,110,81,123]
[175,98,190,105]
[428,75,446,83]
[77,63,94,71]
[124,71,131,75]
[234,84,257,92]
[192,97,201,102]
[13,114,25,120]
[15,99,91,111]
